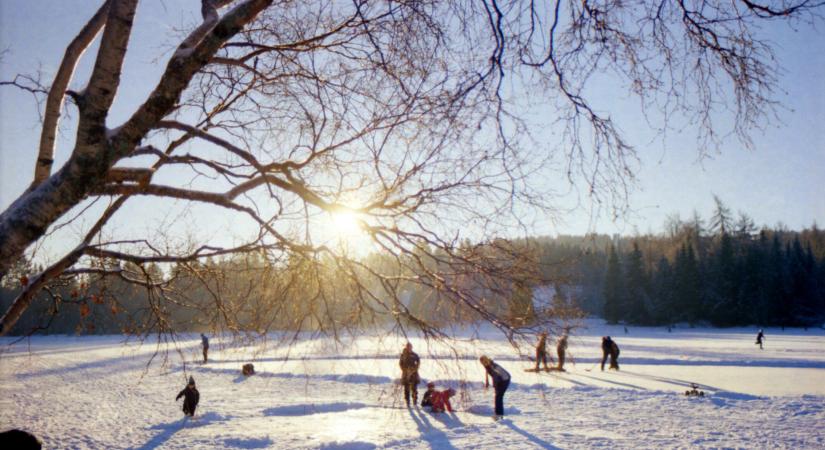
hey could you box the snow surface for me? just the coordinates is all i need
[2,322,824,449]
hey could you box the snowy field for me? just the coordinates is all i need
[2,322,824,449]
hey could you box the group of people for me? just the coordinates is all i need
[399,342,512,418]
[175,327,770,419]
[534,332,569,371]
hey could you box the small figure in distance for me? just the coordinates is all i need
[535,332,550,371]
[176,376,200,417]
[755,329,765,350]
[556,333,569,371]
[201,333,209,363]
[399,342,421,407]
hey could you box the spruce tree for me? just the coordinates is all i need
[603,244,623,324]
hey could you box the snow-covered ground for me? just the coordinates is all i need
[2,322,824,449]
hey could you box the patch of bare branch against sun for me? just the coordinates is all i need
[0,1,822,349]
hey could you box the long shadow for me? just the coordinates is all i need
[18,343,200,379]
[575,373,651,391]
[133,418,186,450]
[501,419,561,449]
[215,352,825,370]
[133,412,232,450]
[568,356,825,369]
[263,402,367,416]
[620,370,723,391]
[408,407,459,450]
[195,365,393,384]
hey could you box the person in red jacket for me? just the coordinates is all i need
[430,388,456,413]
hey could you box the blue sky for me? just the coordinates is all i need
[1,1,824,243]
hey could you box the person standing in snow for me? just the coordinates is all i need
[535,332,550,371]
[201,333,209,363]
[556,334,569,371]
[755,329,765,350]
[601,336,620,371]
[480,355,511,418]
[176,376,200,416]
[399,342,421,407]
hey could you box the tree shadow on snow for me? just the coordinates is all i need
[318,441,377,450]
[574,373,651,391]
[223,437,273,449]
[620,370,722,391]
[134,412,231,450]
[408,407,459,450]
[499,419,562,449]
[195,365,393,385]
[263,402,367,416]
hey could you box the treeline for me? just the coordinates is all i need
[3,199,824,335]
[527,200,825,327]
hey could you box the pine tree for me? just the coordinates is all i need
[603,244,623,324]
[624,242,650,324]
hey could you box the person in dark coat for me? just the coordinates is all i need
[421,382,436,408]
[201,333,209,363]
[601,336,620,371]
[176,376,200,416]
[534,332,550,371]
[556,334,569,371]
[755,329,765,350]
[399,342,421,406]
[480,355,511,418]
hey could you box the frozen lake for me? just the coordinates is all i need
[2,322,824,448]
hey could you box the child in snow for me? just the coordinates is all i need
[176,376,200,416]
[429,388,456,413]
[480,355,511,418]
[201,333,209,363]
[601,336,620,371]
[421,382,436,408]
[535,332,550,371]
[399,342,421,407]
[755,329,765,350]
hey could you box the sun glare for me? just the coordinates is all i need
[321,208,370,253]
[331,210,362,238]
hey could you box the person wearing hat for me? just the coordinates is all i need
[479,355,510,418]
[176,376,200,416]
[421,382,436,408]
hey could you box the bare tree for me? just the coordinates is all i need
[0,0,822,338]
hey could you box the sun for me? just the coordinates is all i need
[320,208,371,253]
[330,210,362,238]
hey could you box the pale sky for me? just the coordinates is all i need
[1,0,824,246]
